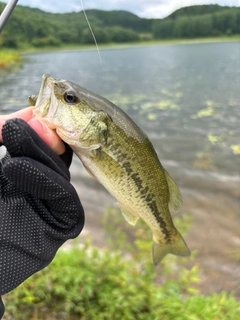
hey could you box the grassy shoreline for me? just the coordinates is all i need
[1,36,240,67]
[22,36,240,53]
[0,50,22,68]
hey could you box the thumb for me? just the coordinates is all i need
[0,107,33,143]
[27,118,66,155]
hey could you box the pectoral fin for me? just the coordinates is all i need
[119,205,139,226]
[164,169,182,212]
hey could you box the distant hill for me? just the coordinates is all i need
[153,5,240,39]
[0,2,153,48]
[78,9,153,32]
[167,4,228,19]
[0,2,240,48]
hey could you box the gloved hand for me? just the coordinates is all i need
[0,119,84,318]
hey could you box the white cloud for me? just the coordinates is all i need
[1,0,240,18]
[135,0,240,18]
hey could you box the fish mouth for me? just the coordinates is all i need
[33,74,59,128]
[35,74,53,108]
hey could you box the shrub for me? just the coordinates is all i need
[3,209,240,319]
[31,36,61,47]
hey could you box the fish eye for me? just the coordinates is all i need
[64,91,78,104]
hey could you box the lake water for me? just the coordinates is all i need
[0,41,240,297]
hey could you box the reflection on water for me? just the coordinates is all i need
[0,42,240,297]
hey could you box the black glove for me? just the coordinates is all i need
[0,119,84,318]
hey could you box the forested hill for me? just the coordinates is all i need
[153,5,240,38]
[0,2,240,48]
[168,4,228,18]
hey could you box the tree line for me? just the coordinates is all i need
[0,3,240,49]
[153,5,240,38]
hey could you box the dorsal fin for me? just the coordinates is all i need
[164,169,182,212]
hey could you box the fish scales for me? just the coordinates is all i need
[32,74,190,265]
[85,119,171,238]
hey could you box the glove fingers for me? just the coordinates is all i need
[2,119,72,179]
[59,142,73,168]
[0,298,4,319]
[3,156,77,200]
[3,157,84,227]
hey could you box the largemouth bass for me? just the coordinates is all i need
[31,74,190,265]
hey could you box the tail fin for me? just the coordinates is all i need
[152,230,190,266]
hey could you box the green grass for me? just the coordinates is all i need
[2,209,240,319]
[0,50,22,68]
[14,35,240,53]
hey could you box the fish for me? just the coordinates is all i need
[31,74,190,265]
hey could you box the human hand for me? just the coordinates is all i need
[0,107,65,155]
[0,118,84,318]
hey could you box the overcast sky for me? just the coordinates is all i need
[1,0,240,18]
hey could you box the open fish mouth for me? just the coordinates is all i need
[33,74,81,140]
[35,74,53,107]
[34,74,60,127]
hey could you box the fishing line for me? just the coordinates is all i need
[0,0,19,33]
[80,0,102,64]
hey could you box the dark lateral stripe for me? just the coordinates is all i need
[122,161,133,175]
[148,200,170,241]
[127,168,170,241]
